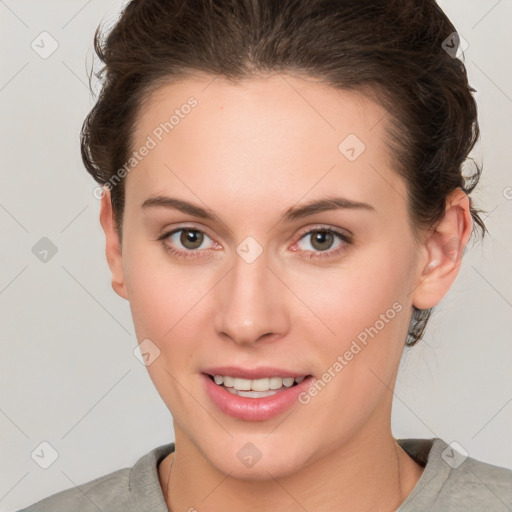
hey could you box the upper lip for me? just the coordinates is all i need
[202,366,309,380]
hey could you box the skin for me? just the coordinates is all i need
[100,72,472,511]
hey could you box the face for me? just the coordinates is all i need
[101,73,451,479]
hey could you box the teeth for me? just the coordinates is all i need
[252,378,270,391]
[269,377,283,389]
[237,389,278,398]
[233,378,251,391]
[212,375,306,391]
[223,376,235,388]
[282,377,295,387]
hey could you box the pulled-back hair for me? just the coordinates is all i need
[81,0,487,346]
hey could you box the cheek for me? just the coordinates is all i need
[295,242,410,338]
[290,241,413,395]
[123,243,202,337]
[123,246,220,381]
[123,248,206,411]
[288,260,410,443]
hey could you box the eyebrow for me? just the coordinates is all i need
[141,195,375,222]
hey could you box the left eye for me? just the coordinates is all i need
[295,228,349,253]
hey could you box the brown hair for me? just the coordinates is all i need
[81,0,487,346]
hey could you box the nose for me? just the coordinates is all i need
[213,248,289,346]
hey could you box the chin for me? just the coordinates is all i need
[200,435,316,481]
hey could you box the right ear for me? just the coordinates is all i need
[99,187,128,300]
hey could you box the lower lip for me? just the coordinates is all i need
[202,374,314,421]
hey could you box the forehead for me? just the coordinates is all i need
[126,73,406,220]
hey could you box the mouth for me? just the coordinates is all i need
[205,373,309,398]
[201,369,315,421]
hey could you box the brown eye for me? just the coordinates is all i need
[157,227,217,261]
[309,230,335,251]
[294,226,351,260]
[180,229,204,250]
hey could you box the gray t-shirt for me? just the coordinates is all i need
[17,438,512,511]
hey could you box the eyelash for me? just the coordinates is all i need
[156,225,352,261]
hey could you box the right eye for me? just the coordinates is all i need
[157,227,218,260]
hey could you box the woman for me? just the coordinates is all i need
[19,0,512,511]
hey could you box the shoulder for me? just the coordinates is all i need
[398,438,512,512]
[16,443,174,512]
[17,467,132,512]
[440,448,512,510]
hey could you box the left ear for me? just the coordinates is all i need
[412,187,473,310]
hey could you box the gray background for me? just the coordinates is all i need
[1,1,511,510]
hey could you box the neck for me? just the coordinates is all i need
[159,427,424,512]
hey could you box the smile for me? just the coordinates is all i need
[201,370,314,421]
[209,374,306,398]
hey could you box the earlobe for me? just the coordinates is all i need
[412,188,472,310]
[99,187,128,300]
